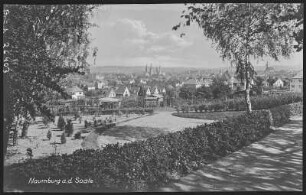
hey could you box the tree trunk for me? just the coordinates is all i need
[245,85,252,113]
[245,66,252,113]
[3,123,10,158]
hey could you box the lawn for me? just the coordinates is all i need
[96,111,215,148]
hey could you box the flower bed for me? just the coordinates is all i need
[4,110,273,192]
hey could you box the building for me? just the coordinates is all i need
[152,86,160,95]
[116,86,131,98]
[202,77,213,87]
[96,80,108,89]
[183,78,197,89]
[87,84,96,91]
[66,86,85,100]
[129,86,140,96]
[145,87,151,96]
[99,97,121,109]
[290,71,303,93]
[262,80,270,88]
[107,88,116,98]
[272,78,284,88]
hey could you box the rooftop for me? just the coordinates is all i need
[292,71,303,79]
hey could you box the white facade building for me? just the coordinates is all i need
[290,71,303,93]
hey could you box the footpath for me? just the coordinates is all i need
[158,115,303,191]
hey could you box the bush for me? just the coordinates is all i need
[5,110,273,192]
[57,116,66,131]
[60,132,66,144]
[47,130,52,140]
[65,120,74,137]
[74,131,82,139]
[197,93,303,112]
[42,115,51,126]
[269,102,303,127]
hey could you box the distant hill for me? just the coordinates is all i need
[90,65,217,74]
[90,65,302,75]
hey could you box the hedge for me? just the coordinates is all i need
[194,93,303,112]
[4,110,272,192]
[269,102,303,127]
[57,108,154,116]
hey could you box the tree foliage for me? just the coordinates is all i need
[3,5,98,154]
[174,3,302,112]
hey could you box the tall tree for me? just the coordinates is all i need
[174,3,302,112]
[3,5,98,155]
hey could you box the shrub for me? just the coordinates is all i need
[65,120,74,137]
[60,132,66,144]
[74,131,82,139]
[269,102,303,127]
[197,93,303,112]
[5,110,273,192]
[47,130,52,140]
[57,116,66,131]
[42,115,50,127]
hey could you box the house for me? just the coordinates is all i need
[145,86,151,96]
[116,86,131,98]
[99,97,121,109]
[262,80,270,88]
[87,84,95,91]
[175,82,183,88]
[140,79,147,84]
[183,79,197,89]
[107,88,116,98]
[152,86,160,95]
[162,87,167,93]
[66,86,85,100]
[96,80,108,89]
[195,79,202,89]
[129,79,135,84]
[228,76,255,91]
[129,86,140,95]
[202,77,213,87]
[272,78,284,88]
[290,71,303,93]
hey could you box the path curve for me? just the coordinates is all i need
[157,115,303,191]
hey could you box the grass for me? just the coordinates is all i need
[172,111,246,121]
[101,125,166,140]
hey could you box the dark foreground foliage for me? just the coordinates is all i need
[5,110,273,192]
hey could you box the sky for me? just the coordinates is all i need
[88,4,303,69]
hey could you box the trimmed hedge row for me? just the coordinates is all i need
[4,110,272,192]
[269,102,303,127]
[57,108,154,116]
[193,93,303,112]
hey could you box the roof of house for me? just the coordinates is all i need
[99,97,120,103]
[292,71,303,79]
[116,86,128,95]
[184,79,197,85]
[66,86,83,93]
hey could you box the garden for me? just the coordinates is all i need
[4,93,303,192]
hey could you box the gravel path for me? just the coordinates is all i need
[117,112,214,133]
[157,116,303,191]
[96,111,215,148]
